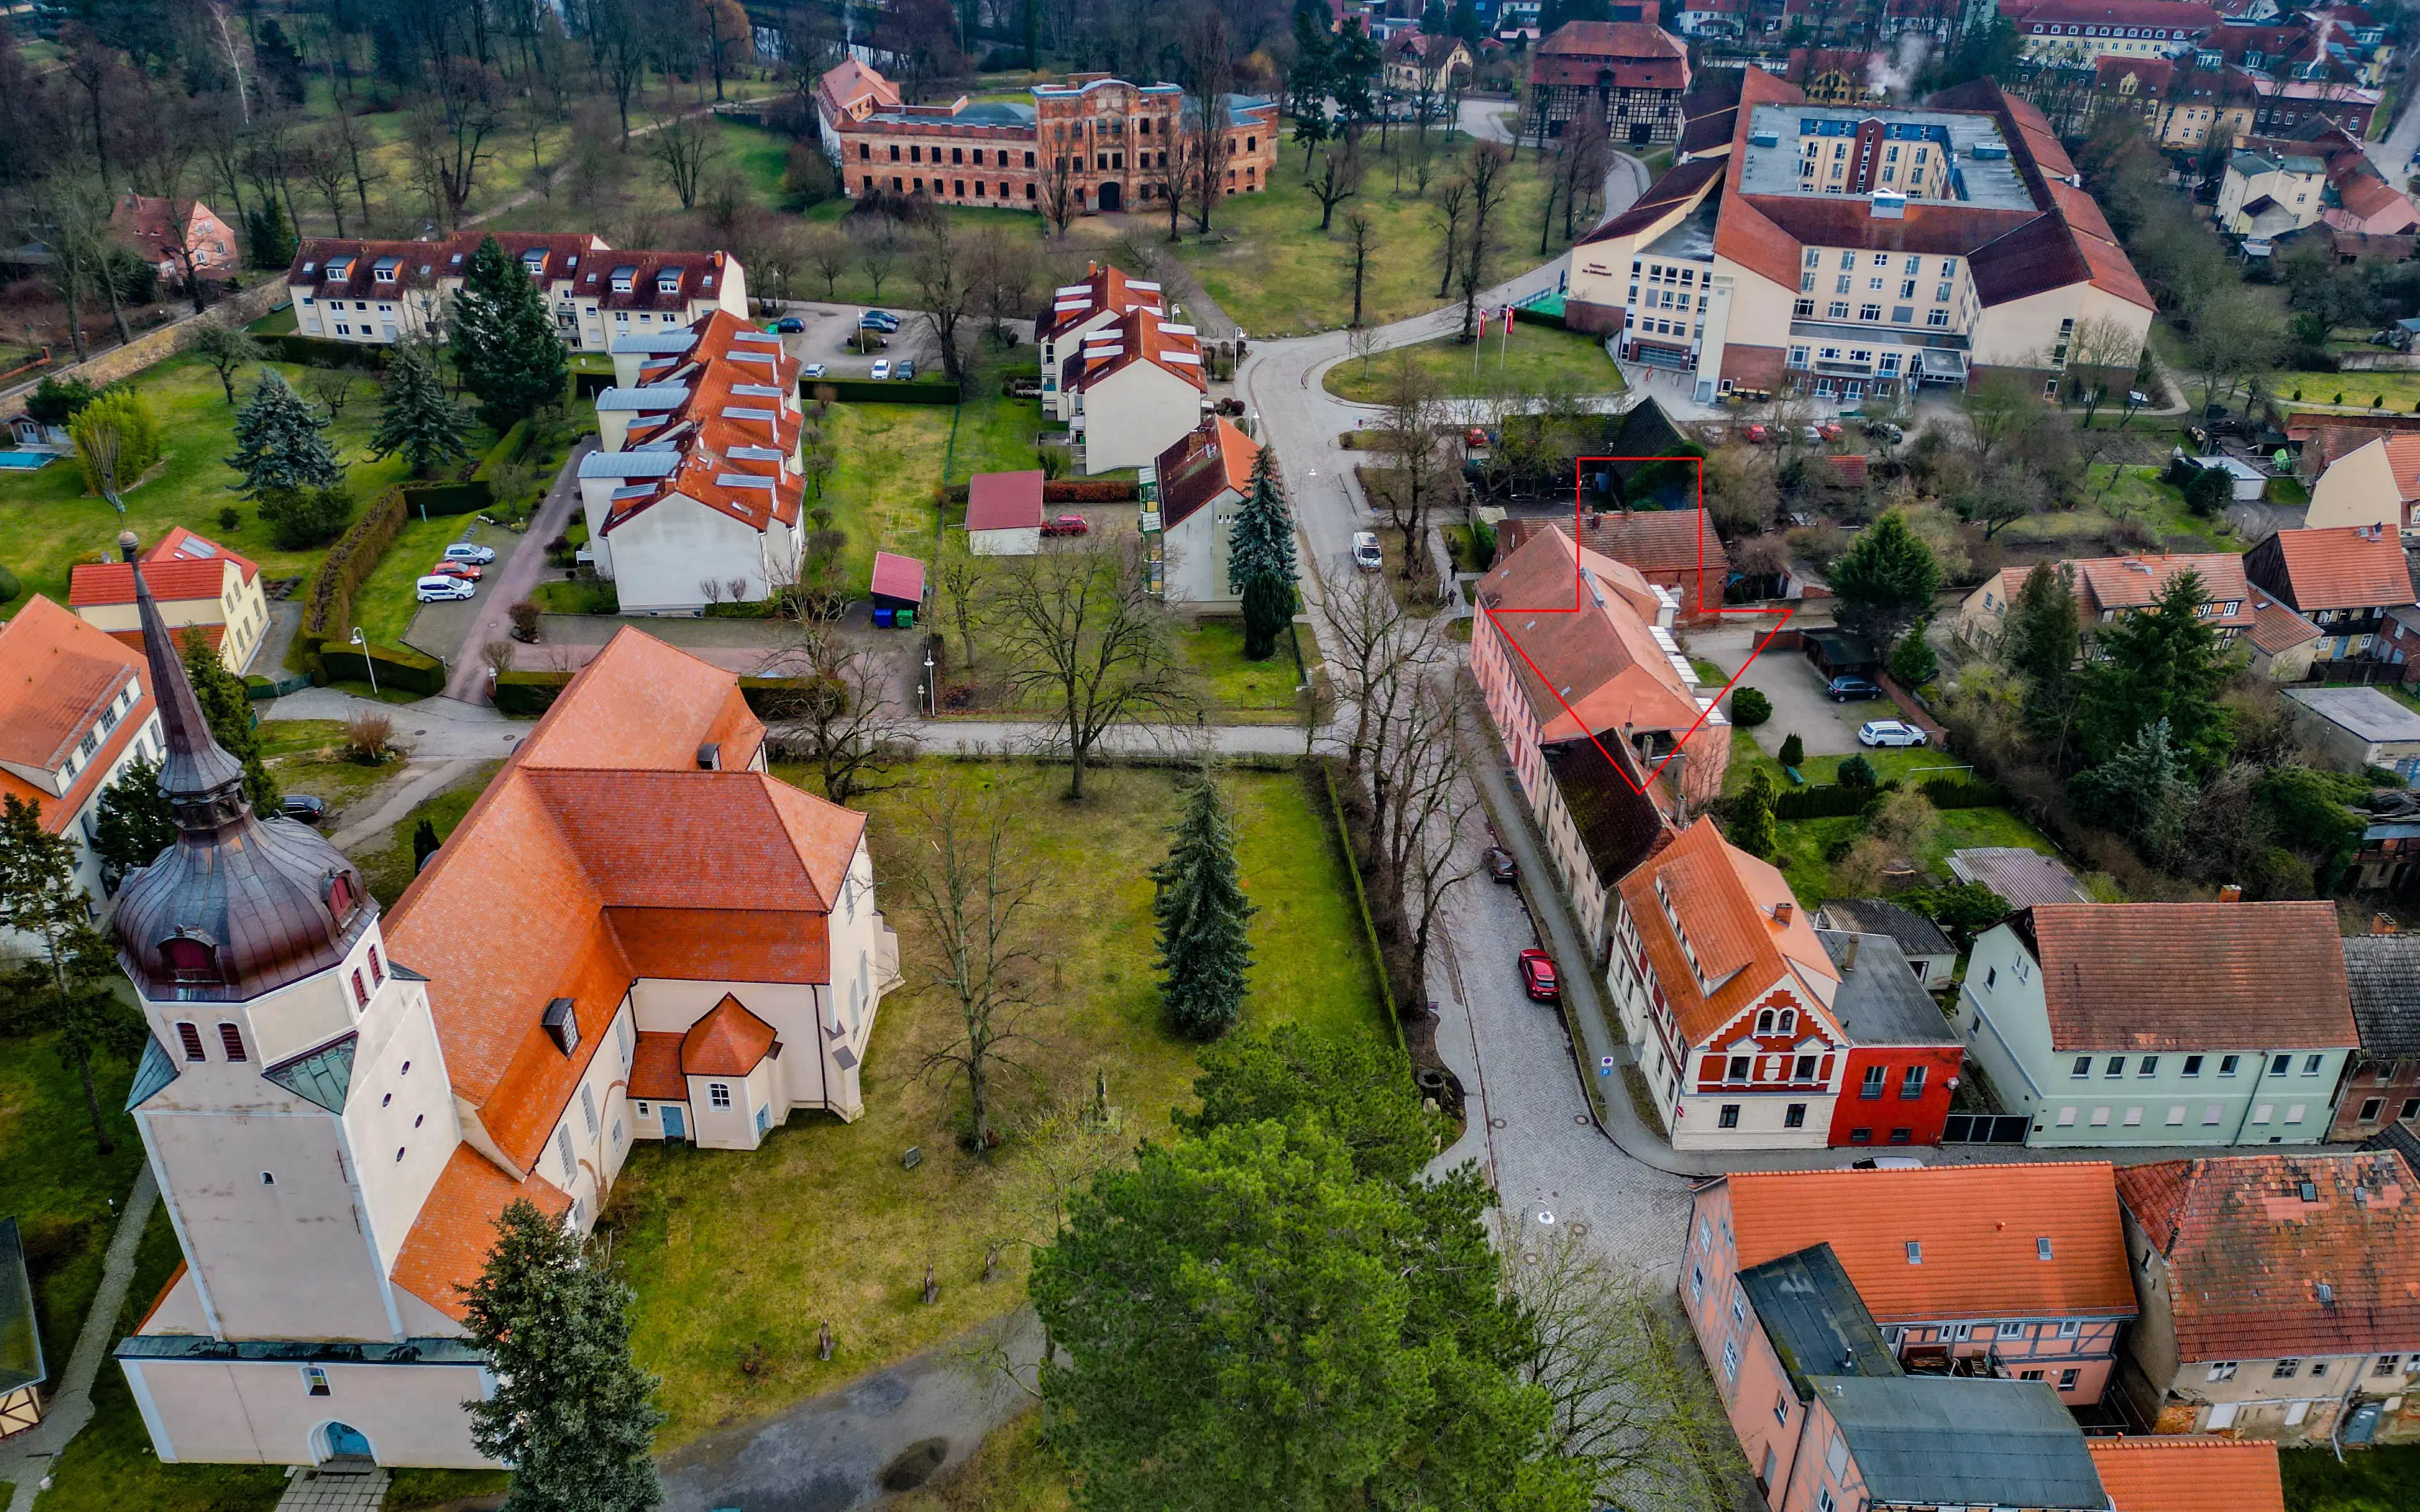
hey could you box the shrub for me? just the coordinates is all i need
[508,600,541,640]
[1888,623,1938,686]
[1730,686,1772,727]
[25,374,97,427]
[1838,754,1878,787]
[300,486,409,656]
[258,484,356,549]
[491,670,572,715]
[1778,732,1805,768]
[70,388,162,498]
[216,505,242,531]
[344,712,397,764]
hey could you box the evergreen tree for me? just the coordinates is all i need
[1178,1022,1441,1183]
[2002,560,2080,738]
[2069,717,2192,859]
[1289,7,1336,164]
[1777,732,1805,768]
[1830,510,1940,647]
[451,234,569,430]
[368,345,473,477]
[1888,619,1938,686]
[2075,570,2232,772]
[1729,768,1778,859]
[1151,772,1255,1040]
[463,1201,665,1512]
[1229,445,1300,661]
[226,370,343,498]
[0,797,145,1153]
[257,484,356,549]
[255,19,308,106]
[90,756,175,879]
[412,817,443,872]
[180,630,279,812]
[245,198,297,272]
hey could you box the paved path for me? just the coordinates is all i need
[0,1169,158,1512]
[1695,621,1862,759]
[328,759,480,853]
[2368,54,2420,181]
[265,688,525,755]
[436,441,593,704]
[658,1309,1042,1512]
[905,718,1311,758]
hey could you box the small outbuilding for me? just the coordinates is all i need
[2171,449,2266,503]
[870,551,926,628]
[966,470,1045,556]
[2283,684,2420,784]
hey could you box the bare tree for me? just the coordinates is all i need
[587,0,652,143]
[988,531,1198,799]
[402,61,505,227]
[1182,10,1233,235]
[328,107,386,230]
[755,623,917,804]
[1306,139,1363,232]
[301,365,358,422]
[933,539,988,675]
[853,216,901,300]
[967,228,1034,349]
[2060,314,2149,427]
[1368,357,1458,585]
[1148,118,1203,243]
[1430,170,1470,300]
[807,228,853,298]
[1038,146,1083,236]
[1317,571,1443,778]
[912,219,972,386]
[893,775,1046,1153]
[1340,210,1377,327]
[1382,682,1480,992]
[478,638,517,679]
[299,127,356,238]
[644,110,723,211]
[1457,141,1514,342]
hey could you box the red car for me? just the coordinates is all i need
[1041,514,1089,537]
[1815,421,1844,441]
[429,561,484,581]
[1518,948,1560,1002]
[1743,423,1771,443]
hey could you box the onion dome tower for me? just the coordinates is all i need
[109,532,374,1000]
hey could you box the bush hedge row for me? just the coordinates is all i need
[299,485,409,663]
[491,670,816,718]
[1919,777,2007,810]
[1512,304,1569,331]
[939,478,1139,503]
[399,480,489,517]
[262,333,390,370]
[1773,780,1902,821]
[319,642,446,696]
[800,378,962,405]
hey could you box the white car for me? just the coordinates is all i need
[1352,532,1383,571]
[1857,720,1927,748]
[869,359,892,380]
[802,363,828,379]
[441,542,495,565]
[416,576,476,602]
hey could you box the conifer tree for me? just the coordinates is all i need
[412,817,443,873]
[1227,445,1299,661]
[180,630,279,812]
[1152,771,1256,1040]
[451,234,569,430]
[245,198,297,272]
[1730,768,1778,860]
[463,1201,665,1512]
[368,344,473,477]
[225,370,342,498]
[90,756,175,879]
[0,796,145,1153]
[1830,509,1940,647]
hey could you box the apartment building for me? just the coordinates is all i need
[0,595,163,925]
[2001,0,2220,61]
[68,527,271,675]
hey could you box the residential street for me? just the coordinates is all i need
[434,440,592,702]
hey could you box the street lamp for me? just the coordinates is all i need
[924,650,937,716]
[349,627,377,697]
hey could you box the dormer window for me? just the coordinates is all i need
[612,267,638,292]
[161,934,220,986]
[326,872,359,922]
[656,272,682,295]
[543,996,580,1055]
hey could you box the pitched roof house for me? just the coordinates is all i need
[109,194,237,290]
[2243,524,2417,660]
[1957,553,2256,648]
[1819,930,1964,1149]
[1148,415,1260,606]
[2242,589,2325,681]
[1037,263,1164,381]
[2114,1150,2420,1440]
[0,594,163,923]
[1527,22,1691,144]
[69,527,269,675]
[1812,898,1956,984]
[2306,430,2420,533]
[966,469,1047,557]
[2087,1437,2286,1512]
[2329,931,2420,1142]
[1954,902,2359,1147]
[1052,305,1206,475]
[1492,508,1729,624]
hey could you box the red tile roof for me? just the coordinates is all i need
[1533,22,1690,91]
[391,1146,573,1323]
[2260,524,2416,611]
[2245,592,2322,655]
[967,470,1046,532]
[109,194,231,265]
[2088,1438,2286,1512]
[2116,1151,2420,1362]
[1068,306,1206,395]
[68,555,239,608]
[681,993,779,1076]
[1040,263,1164,345]
[1475,524,1702,743]
[1616,817,1840,1046]
[101,624,226,658]
[1154,416,1258,530]
[1999,0,2220,29]
[1498,512,1728,584]
[871,551,925,603]
[2014,902,2354,1051]
[612,311,803,537]
[1725,1163,2139,1321]
[629,1031,688,1101]
[0,596,152,834]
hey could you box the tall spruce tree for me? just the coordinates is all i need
[463,1201,665,1512]
[1152,772,1255,1040]
[1228,445,1299,661]
[2075,569,2233,773]
[245,198,297,272]
[90,756,175,879]
[180,631,279,811]
[451,234,569,430]
[368,345,473,476]
[226,370,343,498]
[2002,560,2080,732]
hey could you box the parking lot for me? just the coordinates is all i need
[1693,623,1899,760]
[766,301,1039,384]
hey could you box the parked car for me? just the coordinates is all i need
[1041,514,1089,537]
[802,363,828,379]
[279,794,328,824]
[1858,719,1929,748]
[1484,847,1517,884]
[896,359,916,379]
[441,542,496,565]
[1801,425,1824,446]
[1863,420,1903,445]
[772,316,806,334]
[1826,675,1884,702]
[429,561,483,581]
[1815,421,1844,441]
[860,310,901,332]
[416,576,476,602]
[1849,1156,1926,1170]
[1517,948,1560,1002]
[1743,422,1771,444]
[1352,531,1383,571]
[870,359,892,379]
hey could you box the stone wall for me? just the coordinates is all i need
[0,284,287,418]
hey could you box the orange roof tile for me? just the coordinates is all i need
[2261,524,2416,611]
[1725,1163,2139,1321]
[1616,817,1839,1046]
[391,1146,573,1323]
[612,311,803,537]
[2015,902,2355,1051]
[512,627,764,772]
[102,624,226,659]
[0,595,153,833]
[1069,306,1205,395]
[1474,525,1703,741]
[1039,263,1165,345]
[2088,1438,2286,1512]
[2245,592,2321,655]
[682,993,779,1076]
[2116,1151,2420,1361]
[1154,417,1258,530]
[69,556,235,607]
[629,1030,688,1101]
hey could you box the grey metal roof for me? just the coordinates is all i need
[1737,1244,1899,1401]
[1819,931,1959,1046]
[0,1217,45,1394]
[2286,685,2420,744]
[1737,104,2034,209]
[609,331,698,356]
[124,1036,178,1111]
[264,1033,358,1115]
[578,450,683,480]
[1948,847,2088,907]
[594,383,691,411]
[2359,1117,2420,1174]
[2343,934,2420,1058]
[1816,899,1957,961]
[1810,1375,2106,1509]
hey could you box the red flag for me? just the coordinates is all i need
[1476,308,1489,339]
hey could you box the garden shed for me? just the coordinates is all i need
[871,551,926,628]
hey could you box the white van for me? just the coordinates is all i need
[416,576,476,602]
[1352,532,1382,571]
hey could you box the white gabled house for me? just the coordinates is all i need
[1056,305,1208,475]
[287,233,746,350]
[1148,416,1257,605]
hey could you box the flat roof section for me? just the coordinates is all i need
[1739,104,2035,211]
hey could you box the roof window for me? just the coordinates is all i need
[542,996,580,1055]
[2036,1237,2053,1261]
[1904,1241,1922,1264]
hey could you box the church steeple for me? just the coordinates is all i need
[111,532,376,1002]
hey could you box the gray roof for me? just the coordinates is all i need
[1739,104,2034,209]
[1817,899,1957,960]
[609,331,699,356]
[2343,934,2420,1058]
[578,449,683,480]
[593,383,690,411]
[1737,1244,1899,1401]
[1819,931,1959,1046]
[1948,847,2088,907]
[2286,685,2420,744]
[1810,1376,2106,1509]
[2359,1117,2420,1174]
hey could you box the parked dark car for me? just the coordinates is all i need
[772,316,805,334]
[1827,675,1884,702]
[1485,847,1517,884]
[280,794,329,824]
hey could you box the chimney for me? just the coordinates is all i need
[1775,901,1794,925]
[2217,883,2243,903]
[1842,934,1861,972]
[2373,912,2399,935]
[697,742,722,771]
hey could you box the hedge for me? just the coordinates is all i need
[939,478,1139,503]
[299,485,409,667]
[1512,304,1569,331]
[492,669,573,715]
[399,480,489,517]
[736,675,814,715]
[1773,780,1901,821]
[798,378,962,405]
[574,370,615,398]
[262,333,389,370]
[1920,776,2007,810]
[319,641,447,696]
[475,418,532,478]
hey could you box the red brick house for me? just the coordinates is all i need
[1820,929,1963,1149]
[109,194,237,292]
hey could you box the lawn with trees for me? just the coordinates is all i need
[1326,322,1624,404]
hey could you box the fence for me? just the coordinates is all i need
[0,284,287,418]
[2305,659,2410,686]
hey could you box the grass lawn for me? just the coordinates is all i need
[384,1469,511,1509]
[796,200,1057,310]
[0,354,486,621]
[1324,323,1623,404]
[2274,373,2420,413]
[267,752,402,821]
[348,760,506,908]
[352,514,503,654]
[1765,806,2059,905]
[606,759,1390,1445]
[1989,466,2237,559]
[1171,138,1569,336]
[821,403,949,589]
[1182,618,1306,711]
[890,1410,1068,1512]
[0,1032,145,1374]
[2284,1442,2420,1511]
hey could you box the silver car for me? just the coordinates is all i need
[1857,720,1927,748]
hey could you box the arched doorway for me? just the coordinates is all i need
[1098,181,1123,213]
[317,1421,374,1463]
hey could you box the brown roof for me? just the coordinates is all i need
[966,470,1045,533]
[2255,524,2416,611]
[1474,526,1702,741]
[0,596,152,833]
[390,1145,573,1323]
[1615,817,1839,1046]
[629,1031,688,1101]
[1039,262,1164,345]
[2286,410,2420,443]
[2000,0,2220,31]
[2013,902,2356,1053]
[1532,21,1689,91]
[681,993,779,1076]
[1154,416,1258,530]
[1724,1163,2140,1321]
[611,311,805,537]
[2071,553,2252,622]
[2116,1151,2420,1361]
[1496,511,1728,589]
[2088,1438,2286,1512]
[2245,592,2323,655]
[1068,306,1205,395]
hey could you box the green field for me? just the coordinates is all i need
[610,759,1389,1445]
[0,1031,145,1374]
[1182,618,1306,711]
[1325,323,1623,404]
[2285,1442,2420,1511]
[818,371,1049,590]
